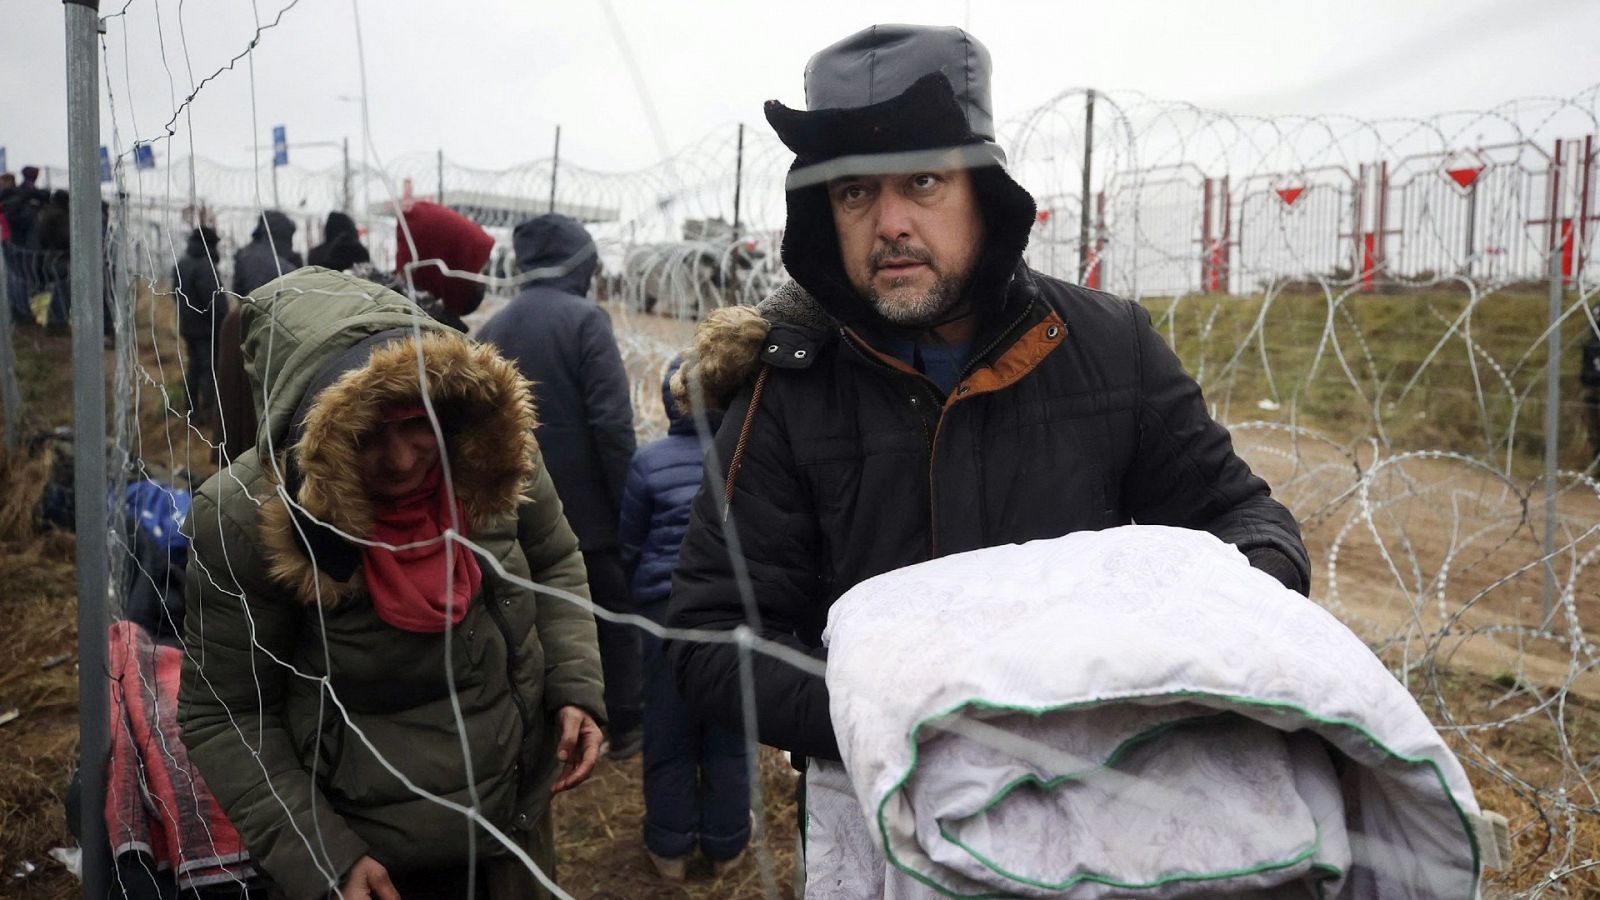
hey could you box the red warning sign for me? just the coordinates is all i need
[1442,150,1488,192]
[1275,187,1305,207]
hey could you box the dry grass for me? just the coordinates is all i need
[1429,670,1600,897]
[1144,288,1600,476]
[0,323,85,896]
[553,747,799,899]
[0,528,81,896]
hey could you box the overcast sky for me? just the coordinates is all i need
[2,0,1598,177]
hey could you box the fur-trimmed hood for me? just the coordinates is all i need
[240,266,538,604]
[670,280,821,415]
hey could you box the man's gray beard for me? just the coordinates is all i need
[868,272,967,327]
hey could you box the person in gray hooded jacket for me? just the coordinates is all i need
[477,213,643,755]
[231,209,303,297]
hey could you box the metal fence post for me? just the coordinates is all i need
[548,125,561,215]
[0,246,21,451]
[65,1,111,897]
[1078,89,1095,284]
[732,123,745,240]
[1542,139,1566,626]
[342,136,352,213]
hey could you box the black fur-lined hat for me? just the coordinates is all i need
[764,24,1006,190]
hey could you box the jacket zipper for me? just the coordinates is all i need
[840,332,938,557]
[841,297,1036,559]
[928,297,1037,557]
[481,575,535,748]
[959,296,1037,381]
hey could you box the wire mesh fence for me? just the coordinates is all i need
[2,4,1599,899]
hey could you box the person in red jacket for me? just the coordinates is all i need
[394,200,495,331]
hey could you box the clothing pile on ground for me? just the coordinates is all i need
[106,620,260,895]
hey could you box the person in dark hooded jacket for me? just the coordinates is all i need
[306,210,370,273]
[34,189,71,329]
[617,358,747,880]
[2,168,49,325]
[478,213,643,756]
[170,226,228,425]
[666,25,1310,765]
[231,210,302,297]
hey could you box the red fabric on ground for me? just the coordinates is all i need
[106,621,257,889]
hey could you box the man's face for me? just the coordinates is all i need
[828,168,984,327]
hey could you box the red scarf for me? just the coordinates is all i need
[363,462,482,633]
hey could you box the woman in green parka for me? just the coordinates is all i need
[178,266,607,900]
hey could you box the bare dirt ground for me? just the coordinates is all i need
[1,297,1596,897]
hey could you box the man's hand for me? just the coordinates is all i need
[550,705,603,793]
[340,855,399,900]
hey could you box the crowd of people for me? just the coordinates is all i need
[40,20,1513,900]
[1,166,76,331]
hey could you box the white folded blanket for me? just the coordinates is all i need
[807,525,1486,899]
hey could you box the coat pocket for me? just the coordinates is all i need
[298,692,348,794]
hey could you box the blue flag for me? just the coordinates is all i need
[99,146,112,182]
[134,143,155,170]
[272,125,288,167]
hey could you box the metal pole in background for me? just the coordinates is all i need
[436,148,444,206]
[732,123,745,240]
[65,2,110,897]
[1463,177,1478,280]
[1078,88,1095,284]
[0,247,20,450]
[548,125,561,215]
[1580,135,1595,284]
[342,136,351,213]
[270,159,280,210]
[1542,139,1566,626]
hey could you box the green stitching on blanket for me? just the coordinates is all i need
[867,691,1481,899]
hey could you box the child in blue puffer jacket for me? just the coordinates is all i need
[617,356,750,881]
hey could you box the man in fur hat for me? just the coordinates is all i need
[667,25,1309,764]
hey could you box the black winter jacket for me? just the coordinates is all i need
[477,214,637,552]
[1581,310,1600,390]
[171,231,225,342]
[307,211,371,273]
[667,162,1310,762]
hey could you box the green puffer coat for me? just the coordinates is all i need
[178,267,605,900]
